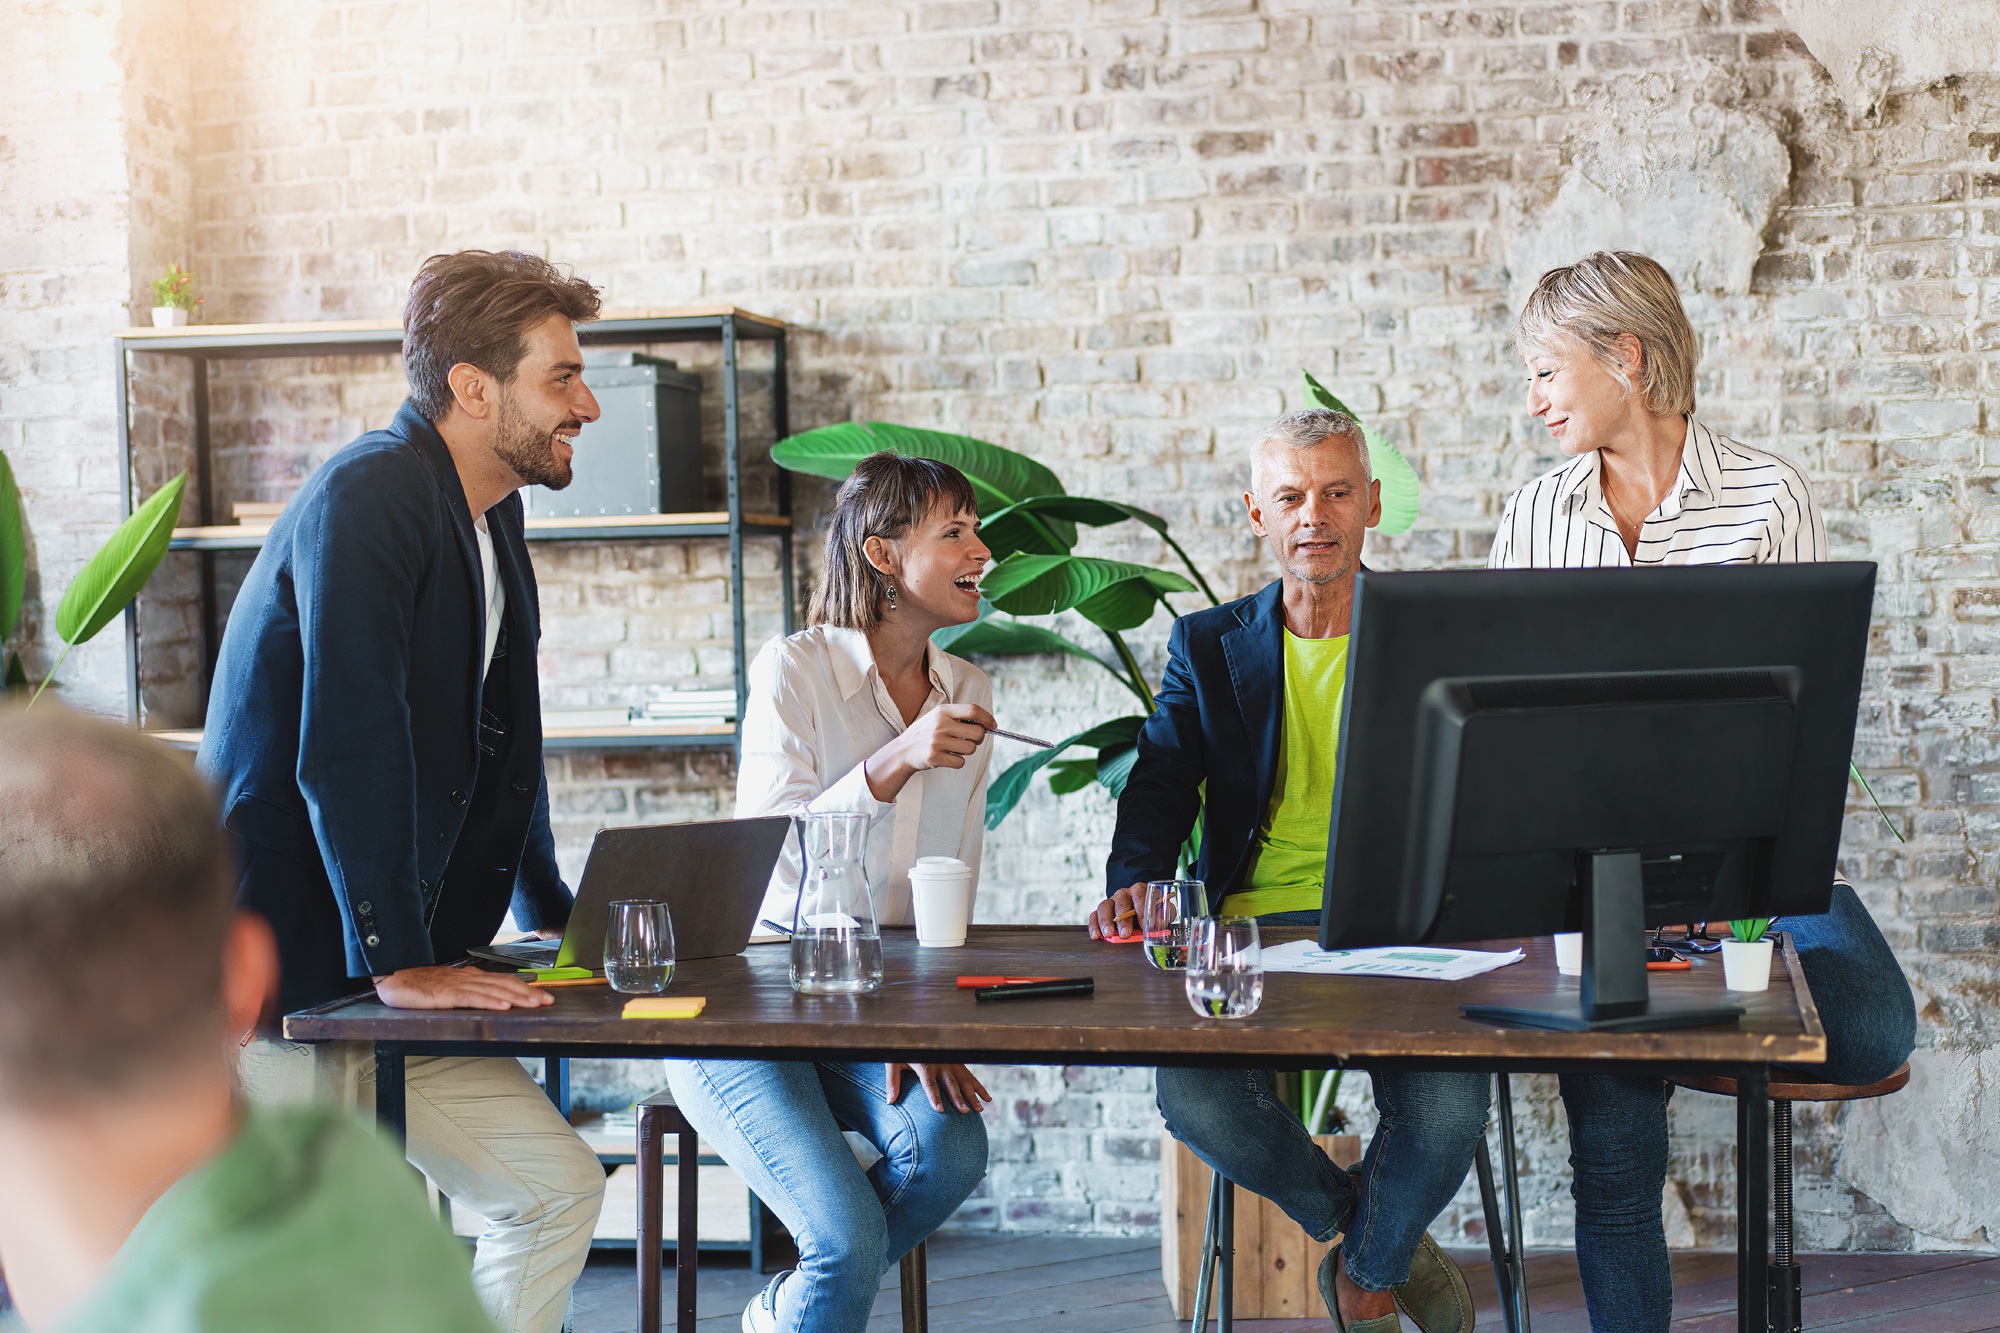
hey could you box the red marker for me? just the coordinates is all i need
[956,976,1063,988]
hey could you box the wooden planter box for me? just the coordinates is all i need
[1159,1130,1362,1319]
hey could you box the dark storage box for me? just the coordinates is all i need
[524,351,703,517]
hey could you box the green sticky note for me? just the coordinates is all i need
[519,965,592,981]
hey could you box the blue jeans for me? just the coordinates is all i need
[1158,1064,1491,1291]
[1556,880,1917,1332]
[1157,909,1491,1293]
[663,1059,988,1333]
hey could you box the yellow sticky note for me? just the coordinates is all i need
[622,996,706,1019]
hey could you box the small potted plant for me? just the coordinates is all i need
[150,264,200,328]
[1721,918,1774,991]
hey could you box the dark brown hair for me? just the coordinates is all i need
[808,452,979,632]
[0,706,236,1104]
[402,250,603,423]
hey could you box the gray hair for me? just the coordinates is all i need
[1249,409,1371,495]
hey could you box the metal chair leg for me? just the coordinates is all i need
[1475,1132,1521,1331]
[1495,1074,1532,1333]
[1217,1176,1235,1333]
[899,1240,929,1333]
[1190,1171,1222,1330]
[1768,1098,1801,1333]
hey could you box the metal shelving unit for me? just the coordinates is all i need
[113,307,797,750]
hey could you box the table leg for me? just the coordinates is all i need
[1496,1074,1532,1333]
[900,1242,929,1333]
[374,1044,407,1144]
[637,1108,663,1333]
[1736,1065,1770,1333]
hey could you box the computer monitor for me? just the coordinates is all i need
[1321,563,1876,1032]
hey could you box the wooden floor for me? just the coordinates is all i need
[571,1233,2000,1331]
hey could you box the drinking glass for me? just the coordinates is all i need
[1140,878,1208,971]
[604,899,675,995]
[1185,916,1264,1019]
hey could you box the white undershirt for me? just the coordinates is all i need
[473,514,505,680]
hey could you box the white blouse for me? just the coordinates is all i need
[1488,417,1827,569]
[735,625,993,929]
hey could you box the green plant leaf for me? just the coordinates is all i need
[1045,757,1098,795]
[1096,741,1141,797]
[1367,428,1421,537]
[0,450,23,642]
[1301,369,1360,419]
[773,422,1075,548]
[3,651,26,697]
[933,613,1117,672]
[55,471,186,647]
[1729,918,1771,943]
[1849,762,1906,843]
[985,716,1148,829]
[981,553,1194,630]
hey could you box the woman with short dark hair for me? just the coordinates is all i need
[665,451,997,1333]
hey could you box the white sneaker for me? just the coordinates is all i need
[741,1269,793,1333]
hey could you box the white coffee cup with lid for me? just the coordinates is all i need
[909,856,976,947]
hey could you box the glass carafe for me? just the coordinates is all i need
[790,812,882,994]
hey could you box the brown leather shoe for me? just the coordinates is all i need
[1319,1246,1405,1333]
[1391,1234,1475,1333]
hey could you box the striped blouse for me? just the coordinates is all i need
[1487,417,1827,569]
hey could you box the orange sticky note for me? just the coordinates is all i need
[622,996,706,1019]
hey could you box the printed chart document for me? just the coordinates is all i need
[1262,940,1524,981]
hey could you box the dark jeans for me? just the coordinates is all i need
[1558,880,1917,1332]
[1155,909,1491,1293]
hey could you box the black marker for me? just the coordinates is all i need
[974,977,1093,1002]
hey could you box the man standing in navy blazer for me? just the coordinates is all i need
[1084,411,1485,1333]
[201,250,606,1333]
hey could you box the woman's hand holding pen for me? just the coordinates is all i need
[862,703,998,802]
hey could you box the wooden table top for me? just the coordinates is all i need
[284,926,1825,1069]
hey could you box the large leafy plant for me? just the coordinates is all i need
[771,378,1419,831]
[0,451,25,695]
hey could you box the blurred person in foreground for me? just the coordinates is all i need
[0,706,493,1333]
[198,250,608,1333]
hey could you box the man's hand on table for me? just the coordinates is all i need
[887,1063,993,1114]
[1087,883,1145,941]
[372,965,553,1011]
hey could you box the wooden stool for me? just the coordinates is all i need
[1669,1062,1911,1333]
[634,1089,931,1333]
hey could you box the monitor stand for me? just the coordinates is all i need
[1462,849,1745,1033]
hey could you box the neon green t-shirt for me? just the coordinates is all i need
[1222,630,1349,917]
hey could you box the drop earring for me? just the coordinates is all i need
[886,580,898,612]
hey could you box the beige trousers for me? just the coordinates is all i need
[242,1038,605,1333]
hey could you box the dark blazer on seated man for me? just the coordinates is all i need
[1105,578,1294,898]
[200,399,569,1017]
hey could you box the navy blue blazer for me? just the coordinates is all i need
[199,400,570,1015]
[1106,580,1292,898]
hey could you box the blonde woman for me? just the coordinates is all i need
[665,452,996,1333]
[1491,252,1912,1332]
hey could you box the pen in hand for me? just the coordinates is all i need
[986,725,1055,749]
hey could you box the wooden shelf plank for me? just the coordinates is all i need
[169,511,790,550]
[117,305,785,341]
[145,723,737,752]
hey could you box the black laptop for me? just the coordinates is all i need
[469,816,791,971]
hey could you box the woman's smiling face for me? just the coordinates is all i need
[868,502,990,631]
[1524,336,1644,458]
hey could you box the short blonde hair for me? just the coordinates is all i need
[1515,251,1697,417]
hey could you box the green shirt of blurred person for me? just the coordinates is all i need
[0,707,490,1333]
[23,1107,493,1333]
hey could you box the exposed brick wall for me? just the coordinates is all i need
[11,0,2000,1247]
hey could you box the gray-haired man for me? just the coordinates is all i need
[1085,411,1486,1333]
